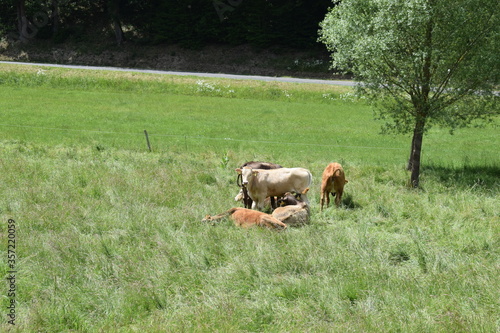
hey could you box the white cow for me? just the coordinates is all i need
[235,167,312,211]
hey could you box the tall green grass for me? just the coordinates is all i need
[0,64,498,332]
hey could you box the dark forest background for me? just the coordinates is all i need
[0,0,334,50]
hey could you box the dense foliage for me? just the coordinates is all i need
[1,0,332,49]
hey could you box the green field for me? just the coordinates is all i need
[1,64,499,332]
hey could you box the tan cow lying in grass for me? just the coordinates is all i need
[272,202,310,227]
[202,207,287,230]
[320,162,348,210]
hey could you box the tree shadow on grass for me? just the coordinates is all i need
[423,164,500,191]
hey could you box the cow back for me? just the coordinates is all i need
[241,161,283,169]
[250,167,312,197]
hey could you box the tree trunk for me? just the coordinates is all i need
[16,0,30,42]
[113,19,124,45]
[52,0,60,34]
[407,133,416,171]
[408,118,426,188]
[408,12,433,186]
[108,0,124,45]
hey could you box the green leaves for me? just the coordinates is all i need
[320,0,500,135]
[320,0,499,186]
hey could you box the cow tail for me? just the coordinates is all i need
[329,170,339,184]
[332,168,343,178]
[301,170,312,195]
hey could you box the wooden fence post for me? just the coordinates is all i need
[144,130,152,152]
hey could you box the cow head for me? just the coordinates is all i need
[278,192,301,207]
[235,167,258,186]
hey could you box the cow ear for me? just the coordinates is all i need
[235,168,242,174]
[345,179,349,183]
[252,170,259,176]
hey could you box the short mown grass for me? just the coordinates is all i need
[0,64,498,332]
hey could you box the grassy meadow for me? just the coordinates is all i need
[0,64,499,332]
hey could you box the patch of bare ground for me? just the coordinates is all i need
[0,39,348,80]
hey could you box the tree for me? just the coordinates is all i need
[51,0,60,34]
[319,0,499,187]
[15,0,31,42]
[107,0,124,45]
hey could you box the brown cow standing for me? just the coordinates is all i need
[202,207,287,230]
[320,162,348,211]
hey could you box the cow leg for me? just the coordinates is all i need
[242,187,253,209]
[330,192,336,207]
[270,196,276,210]
[320,190,330,211]
[260,216,287,230]
[252,198,265,211]
[335,190,343,207]
[320,191,326,211]
[245,197,253,209]
[301,193,309,205]
[257,197,267,211]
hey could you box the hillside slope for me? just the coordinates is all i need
[0,40,342,79]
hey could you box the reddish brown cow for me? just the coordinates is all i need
[202,207,287,230]
[320,162,348,210]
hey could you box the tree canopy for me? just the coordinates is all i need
[319,0,499,187]
[1,0,332,49]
